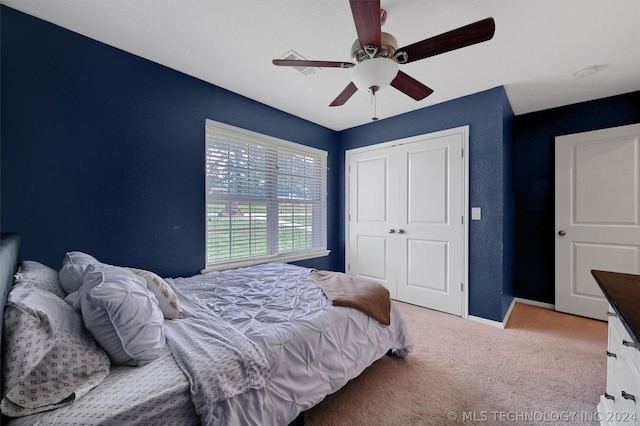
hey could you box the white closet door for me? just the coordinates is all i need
[347,127,467,316]
[347,146,398,298]
[395,133,464,316]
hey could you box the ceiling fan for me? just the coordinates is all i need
[272,0,495,119]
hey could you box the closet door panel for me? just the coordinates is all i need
[396,134,463,316]
[348,147,397,297]
[407,239,448,293]
[355,235,388,282]
[406,147,448,224]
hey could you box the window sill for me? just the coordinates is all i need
[200,250,331,273]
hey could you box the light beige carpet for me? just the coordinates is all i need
[304,301,607,425]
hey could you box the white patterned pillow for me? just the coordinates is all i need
[1,286,110,417]
[58,251,100,294]
[80,265,166,366]
[128,267,185,319]
[14,261,66,298]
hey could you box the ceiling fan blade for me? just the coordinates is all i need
[329,82,358,106]
[349,0,382,49]
[396,17,495,64]
[272,59,353,68]
[390,71,434,101]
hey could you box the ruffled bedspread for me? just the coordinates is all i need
[168,263,414,425]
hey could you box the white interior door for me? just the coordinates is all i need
[555,123,640,321]
[347,146,397,297]
[347,127,467,316]
[395,134,464,316]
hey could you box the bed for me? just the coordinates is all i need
[0,233,413,425]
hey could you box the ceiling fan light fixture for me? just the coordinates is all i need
[350,57,399,93]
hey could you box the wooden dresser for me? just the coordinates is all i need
[592,270,640,425]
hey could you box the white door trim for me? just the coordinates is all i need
[345,125,469,319]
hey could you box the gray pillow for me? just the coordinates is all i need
[14,260,66,298]
[80,264,166,366]
[58,251,99,294]
[1,286,110,417]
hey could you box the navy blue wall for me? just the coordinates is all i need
[338,86,514,321]
[501,89,515,318]
[511,91,640,304]
[0,6,342,277]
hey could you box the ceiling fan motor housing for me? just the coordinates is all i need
[351,32,398,63]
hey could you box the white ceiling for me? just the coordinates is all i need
[3,0,639,131]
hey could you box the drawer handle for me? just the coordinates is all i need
[607,311,616,317]
[606,351,617,358]
[604,392,615,401]
[622,340,637,349]
[621,391,636,402]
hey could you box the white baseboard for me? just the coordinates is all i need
[513,297,555,310]
[469,297,555,329]
[501,298,517,328]
[469,315,505,329]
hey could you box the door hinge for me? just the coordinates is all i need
[461,282,464,292]
[461,216,464,224]
[461,148,464,157]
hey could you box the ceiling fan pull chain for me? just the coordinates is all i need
[371,90,378,121]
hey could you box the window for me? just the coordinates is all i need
[204,120,328,271]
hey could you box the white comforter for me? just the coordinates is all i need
[170,263,414,425]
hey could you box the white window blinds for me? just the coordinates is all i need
[205,120,328,270]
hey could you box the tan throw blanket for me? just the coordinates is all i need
[310,270,391,325]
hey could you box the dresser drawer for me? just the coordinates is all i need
[623,336,640,378]
[607,313,640,423]
[610,314,640,376]
[617,347,640,416]
[610,311,631,344]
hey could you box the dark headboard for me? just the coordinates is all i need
[0,233,20,354]
[0,234,19,426]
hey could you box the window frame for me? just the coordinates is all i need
[202,119,329,272]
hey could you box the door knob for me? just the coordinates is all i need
[389,229,396,234]
[558,230,566,236]
[397,229,405,234]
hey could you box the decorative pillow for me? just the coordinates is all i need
[80,264,166,366]
[58,251,100,294]
[13,261,66,298]
[128,267,185,319]
[1,286,110,417]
